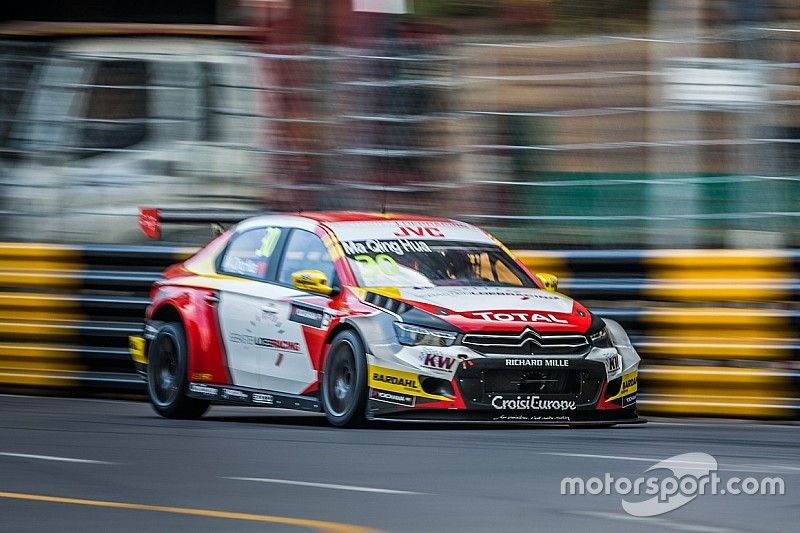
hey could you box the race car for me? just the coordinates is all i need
[129,210,642,426]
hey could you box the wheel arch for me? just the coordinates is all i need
[148,287,232,385]
[151,302,184,327]
[321,321,363,371]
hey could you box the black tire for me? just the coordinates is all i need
[321,330,368,427]
[147,322,209,419]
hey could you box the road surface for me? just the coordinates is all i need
[0,394,797,532]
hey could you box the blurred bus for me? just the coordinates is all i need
[0,24,267,243]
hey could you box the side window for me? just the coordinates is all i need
[219,227,282,279]
[76,60,148,156]
[277,230,336,287]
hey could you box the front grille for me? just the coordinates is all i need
[461,328,590,357]
[456,359,606,409]
[483,369,584,395]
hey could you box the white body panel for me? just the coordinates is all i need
[217,278,318,394]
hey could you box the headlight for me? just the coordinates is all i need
[587,315,614,348]
[393,322,457,347]
[589,327,613,348]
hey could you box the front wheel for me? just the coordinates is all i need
[321,330,367,427]
[147,322,209,419]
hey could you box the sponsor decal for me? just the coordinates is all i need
[263,339,301,351]
[191,372,213,381]
[222,388,249,401]
[189,383,218,397]
[228,333,301,352]
[370,388,416,407]
[606,353,621,373]
[606,370,639,401]
[623,393,637,407]
[328,220,494,246]
[252,393,274,405]
[368,365,453,400]
[505,359,569,367]
[404,287,562,301]
[490,395,577,410]
[289,303,324,328]
[372,372,419,390]
[342,239,431,256]
[421,352,457,372]
[494,415,571,422]
[393,226,444,238]
[222,256,267,277]
[471,311,569,324]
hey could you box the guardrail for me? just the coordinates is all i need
[1,243,797,418]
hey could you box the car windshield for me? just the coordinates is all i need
[341,239,535,288]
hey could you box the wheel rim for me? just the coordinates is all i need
[152,334,180,405]
[326,342,356,417]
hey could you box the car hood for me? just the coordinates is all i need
[360,286,591,333]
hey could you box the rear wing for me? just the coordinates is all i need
[138,207,263,240]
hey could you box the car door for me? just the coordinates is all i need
[256,229,338,395]
[216,225,284,390]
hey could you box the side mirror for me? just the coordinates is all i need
[292,269,335,296]
[534,272,558,292]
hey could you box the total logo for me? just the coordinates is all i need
[471,311,569,324]
[491,395,577,411]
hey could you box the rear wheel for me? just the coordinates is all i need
[147,322,209,419]
[321,330,367,427]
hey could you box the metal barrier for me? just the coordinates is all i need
[0,244,191,389]
[0,243,797,418]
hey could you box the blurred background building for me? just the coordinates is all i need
[0,0,798,247]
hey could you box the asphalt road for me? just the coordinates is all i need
[0,394,797,533]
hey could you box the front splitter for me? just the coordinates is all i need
[368,407,645,426]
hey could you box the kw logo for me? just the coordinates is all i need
[422,354,456,371]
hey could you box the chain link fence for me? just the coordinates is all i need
[0,28,798,247]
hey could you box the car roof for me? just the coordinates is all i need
[234,211,494,244]
[298,211,457,224]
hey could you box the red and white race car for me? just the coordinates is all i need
[129,211,642,426]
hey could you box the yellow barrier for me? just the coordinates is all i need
[643,251,794,417]
[514,252,570,281]
[0,244,796,420]
[0,245,83,386]
[642,366,796,418]
[644,308,792,360]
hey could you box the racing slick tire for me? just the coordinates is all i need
[147,322,209,419]
[321,330,368,428]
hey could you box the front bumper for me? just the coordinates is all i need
[129,335,147,376]
[367,357,642,425]
[128,321,159,377]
